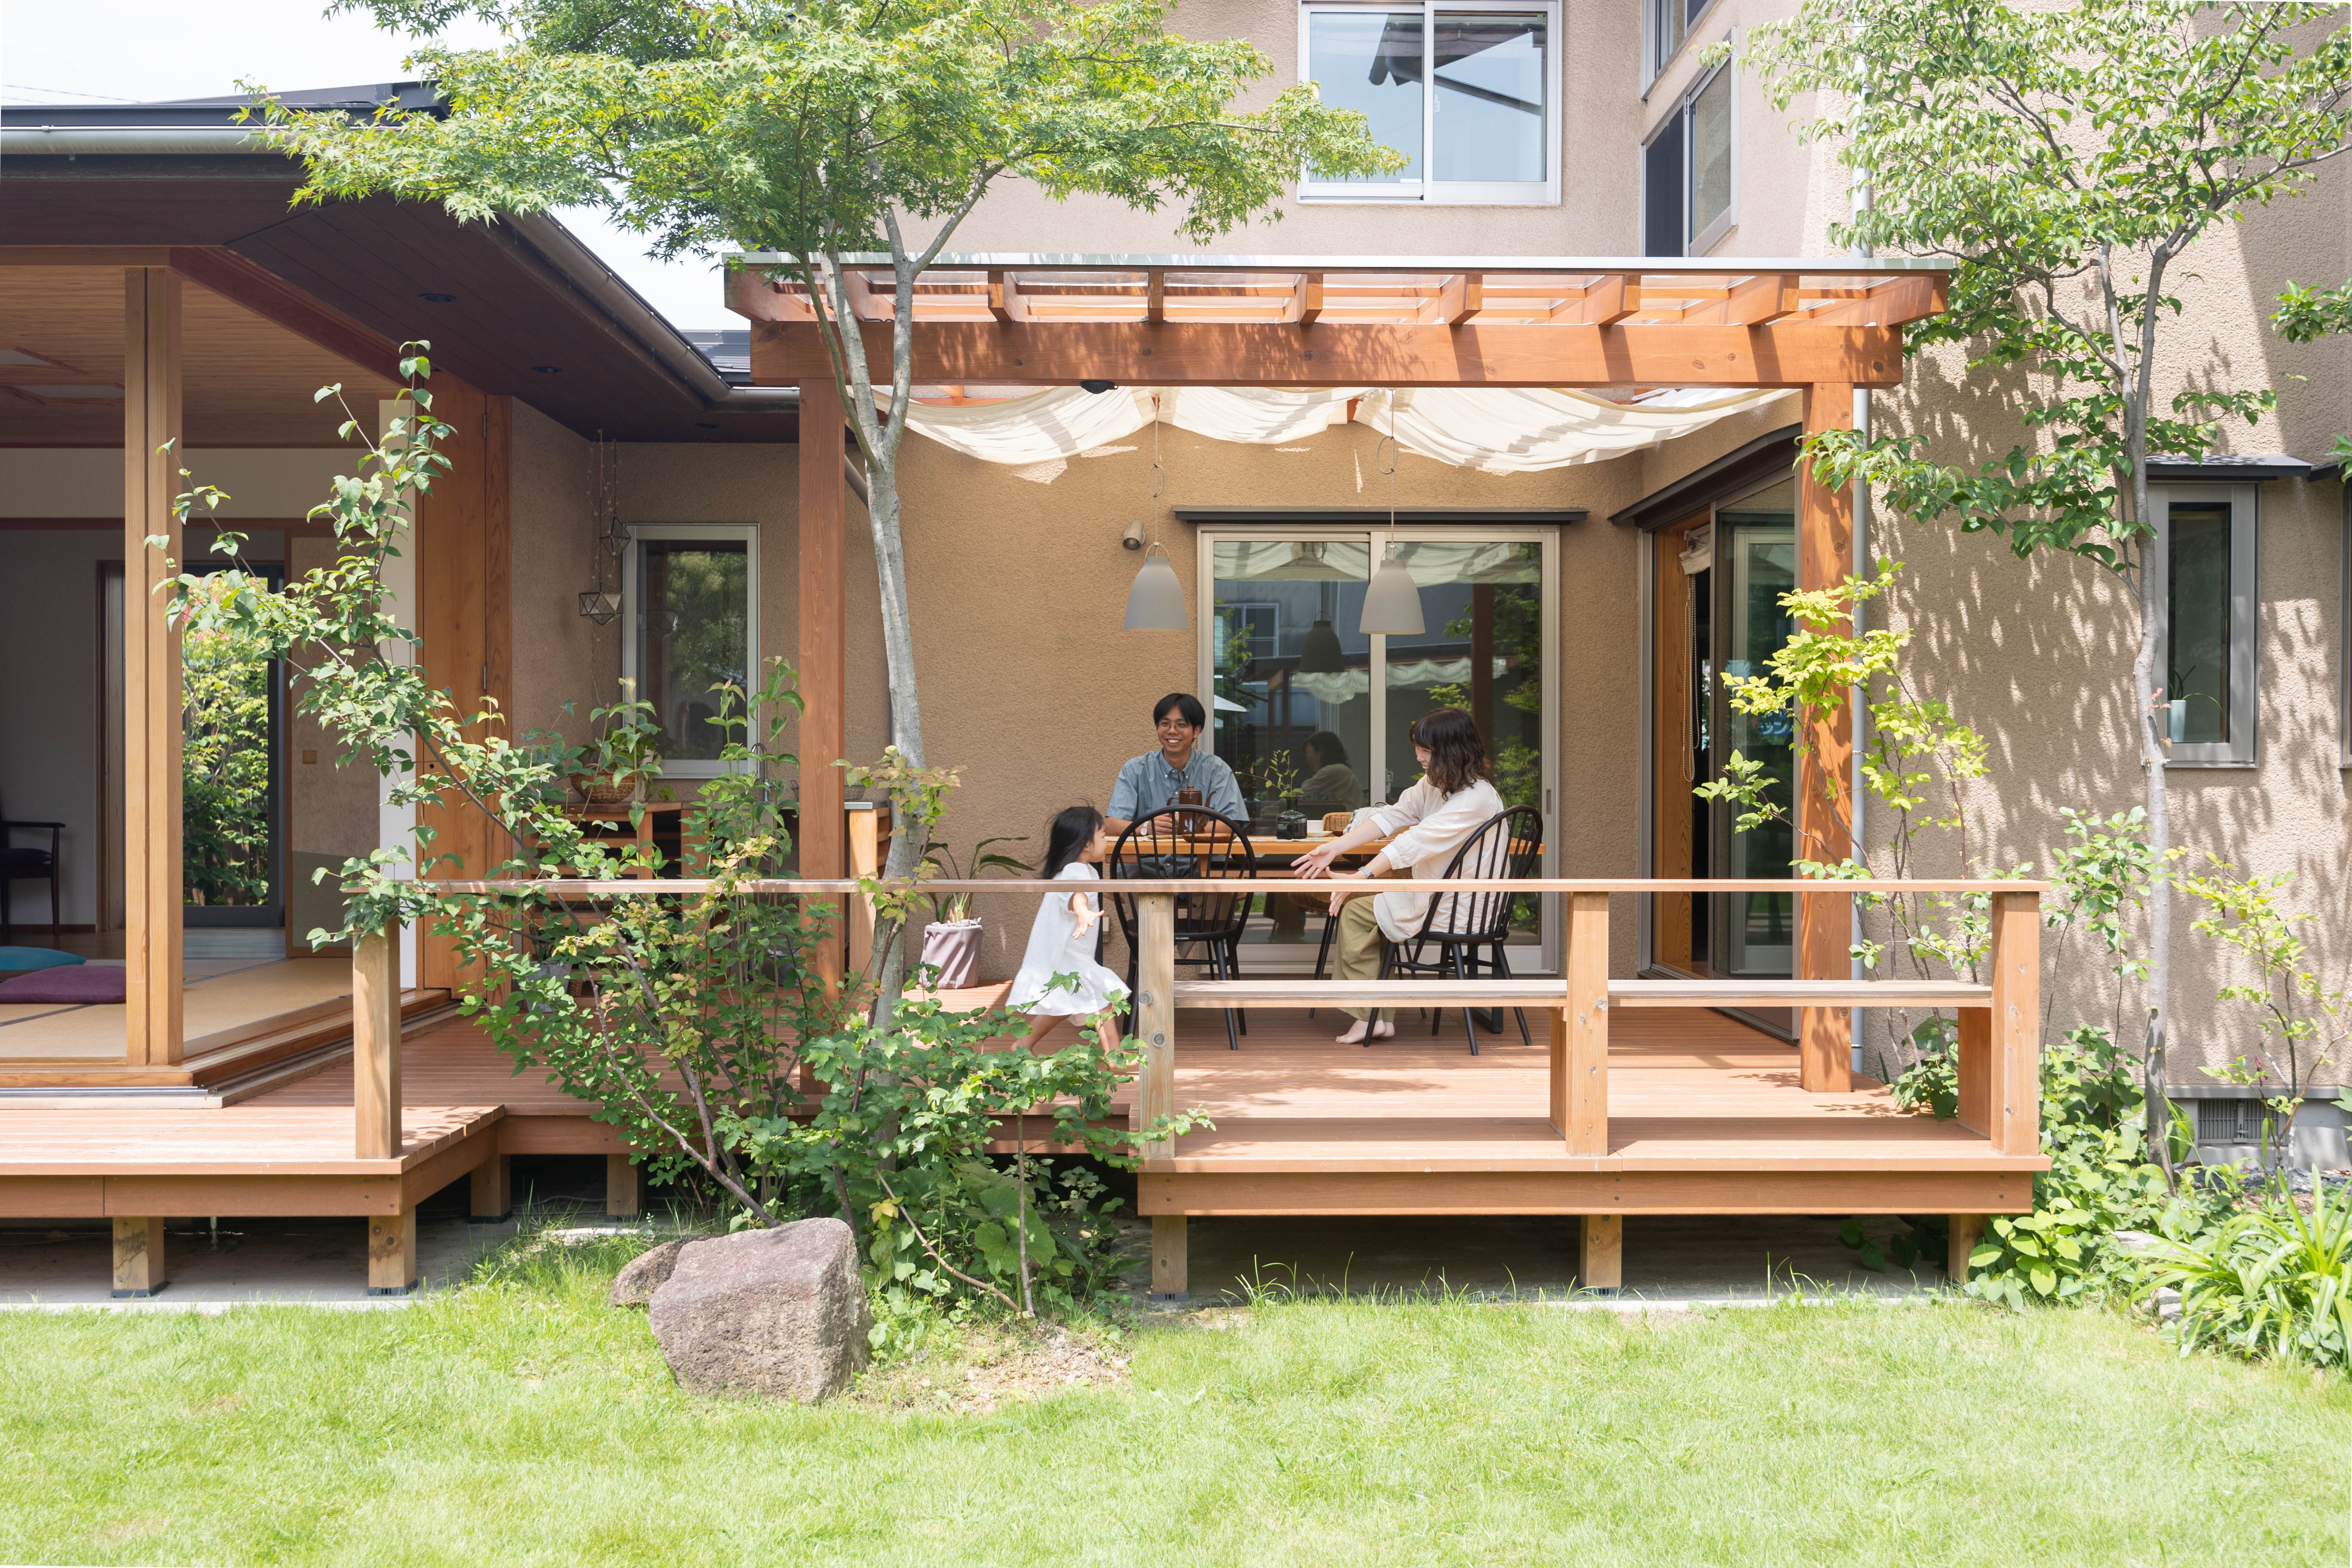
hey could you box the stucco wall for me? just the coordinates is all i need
[0,529,113,932]
[511,402,620,746]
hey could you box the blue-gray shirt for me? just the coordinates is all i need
[1109,749,1245,825]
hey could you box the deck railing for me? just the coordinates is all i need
[371,876,2044,1171]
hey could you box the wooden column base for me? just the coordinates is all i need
[469,1154,512,1224]
[1948,1213,1986,1284]
[1150,1215,1188,1301]
[111,1216,168,1298]
[606,1153,641,1218]
[367,1210,418,1296]
[1578,1213,1623,1294]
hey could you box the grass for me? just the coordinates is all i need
[4,1234,2350,1567]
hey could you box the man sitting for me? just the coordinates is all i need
[1106,692,1244,832]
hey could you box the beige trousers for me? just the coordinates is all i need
[1331,894,1393,1022]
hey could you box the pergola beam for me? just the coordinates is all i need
[748,318,1907,389]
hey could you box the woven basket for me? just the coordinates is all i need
[573,775,634,806]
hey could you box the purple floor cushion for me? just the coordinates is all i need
[0,965,126,1004]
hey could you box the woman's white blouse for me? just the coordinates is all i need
[1358,777,1508,943]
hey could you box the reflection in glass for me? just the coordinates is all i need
[637,539,749,763]
[1715,484,1794,977]
[1307,11,1423,184]
[1432,13,1547,184]
[2168,503,2231,745]
[1688,67,1731,240]
[1383,540,1544,935]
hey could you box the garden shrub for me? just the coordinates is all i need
[2143,1179,2352,1374]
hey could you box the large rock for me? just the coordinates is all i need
[647,1220,872,1402]
[608,1238,691,1308]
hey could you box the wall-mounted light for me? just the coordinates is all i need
[1123,395,1188,631]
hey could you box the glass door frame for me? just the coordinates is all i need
[1195,522,1562,973]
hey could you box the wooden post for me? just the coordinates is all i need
[1955,1008,1993,1136]
[367,1210,418,1295]
[1986,891,2042,1156]
[798,380,849,986]
[111,1216,168,1298]
[1136,890,1184,1298]
[1948,1213,1986,1283]
[469,1155,513,1224]
[123,266,184,1068]
[352,926,401,1160]
[1552,890,1609,1156]
[1151,1215,1189,1300]
[1796,383,1857,1093]
[606,1153,642,1217]
[845,802,883,977]
[1578,1213,1622,1293]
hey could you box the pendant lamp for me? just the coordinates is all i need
[1123,395,1190,630]
[1298,616,1345,673]
[1359,398,1424,636]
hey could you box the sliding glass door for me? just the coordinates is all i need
[1200,526,1558,968]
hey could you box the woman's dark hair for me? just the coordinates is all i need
[1305,730,1348,768]
[1041,804,1105,879]
[1410,706,1491,795]
[1152,692,1207,729]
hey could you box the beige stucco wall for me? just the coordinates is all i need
[511,402,622,746]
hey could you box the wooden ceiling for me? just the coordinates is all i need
[0,265,401,446]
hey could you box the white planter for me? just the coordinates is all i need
[918,918,983,989]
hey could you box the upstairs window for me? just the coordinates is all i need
[1647,0,1717,83]
[1301,2,1561,204]
[1643,60,1734,255]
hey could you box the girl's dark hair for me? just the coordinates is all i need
[1041,805,1105,879]
[1305,730,1348,767]
[1410,706,1490,795]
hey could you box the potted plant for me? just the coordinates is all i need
[915,835,1030,989]
[572,688,665,805]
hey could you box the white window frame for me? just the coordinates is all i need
[1643,0,1722,88]
[1298,0,1562,206]
[620,523,761,780]
[1641,54,1737,257]
[2147,484,2257,769]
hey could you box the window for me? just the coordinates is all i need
[1643,60,1735,255]
[2148,486,2257,767]
[1646,0,1715,82]
[622,525,759,777]
[1299,2,1560,204]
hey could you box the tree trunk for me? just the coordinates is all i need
[2134,527,2174,1176]
[863,442,925,1005]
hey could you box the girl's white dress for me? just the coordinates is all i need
[1008,863,1130,1017]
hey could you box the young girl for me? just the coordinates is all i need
[1008,805,1130,1052]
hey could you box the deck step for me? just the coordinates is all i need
[1170,978,1995,1009]
[1608,979,1993,1008]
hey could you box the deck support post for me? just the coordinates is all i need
[1552,891,1609,1155]
[1796,382,1857,1094]
[368,1210,418,1295]
[1151,1216,1188,1301]
[1578,1213,1622,1294]
[469,1154,513,1223]
[798,380,848,989]
[353,926,401,1160]
[123,266,184,1069]
[111,1216,168,1298]
[606,1154,642,1217]
[1985,891,2041,1156]
[1947,1213,1985,1283]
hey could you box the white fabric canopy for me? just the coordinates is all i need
[1287,655,1510,704]
[901,384,1792,473]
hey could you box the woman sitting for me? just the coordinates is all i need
[1293,706,1504,1045]
[1295,730,1363,813]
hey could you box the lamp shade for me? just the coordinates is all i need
[1298,616,1345,673]
[1124,548,1189,630]
[1359,552,1424,636]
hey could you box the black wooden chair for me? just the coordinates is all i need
[1,818,63,948]
[1378,806,1544,1055]
[1107,806,1256,1050]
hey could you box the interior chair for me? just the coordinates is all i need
[1377,806,1544,1055]
[0,818,63,948]
[1107,806,1257,1051]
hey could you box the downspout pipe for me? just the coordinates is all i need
[0,124,795,415]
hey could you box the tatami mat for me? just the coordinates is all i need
[0,954,354,1062]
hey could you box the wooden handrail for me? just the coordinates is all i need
[435,876,2050,896]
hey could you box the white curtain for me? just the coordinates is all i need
[900,384,1792,472]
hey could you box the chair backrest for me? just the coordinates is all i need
[1107,806,1258,946]
[1415,805,1544,941]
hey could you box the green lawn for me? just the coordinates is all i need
[4,1245,2347,1567]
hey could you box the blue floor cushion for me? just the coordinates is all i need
[0,947,85,972]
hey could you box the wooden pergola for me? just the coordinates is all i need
[729,253,1954,1094]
